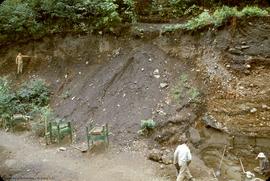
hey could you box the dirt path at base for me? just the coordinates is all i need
[0,131,170,181]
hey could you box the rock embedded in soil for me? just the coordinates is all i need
[228,48,243,55]
[58,147,67,151]
[188,127,201,145]
[250,108,257,113]
[241,45,250,49]
[154,74,160,79]
[161,154,172,165]
[202,114,227,132]
[160,83,168,89]
[262,104,270,109]
[153,69,161,78]
[148,149,163,162]
[148,149,173,165]
[153,69,159,75]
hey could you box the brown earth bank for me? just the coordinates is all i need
[0,17,270,180]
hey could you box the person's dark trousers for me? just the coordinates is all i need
[175,163,180,174]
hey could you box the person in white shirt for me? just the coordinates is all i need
[173,136,194,181]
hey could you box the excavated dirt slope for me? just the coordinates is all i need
[0,32,203,145]
[0,17,269,181]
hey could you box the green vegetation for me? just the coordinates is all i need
[141,119,156,130]
[168,0,197,16]
[171,74,201,103]
[0,78,17,124]
[0,0,269,42]
[138,119,156,135]
[141,0,268,20]
[0,0,136,42]
[0,0,269,43]
[0,77,71,136]
[241,6,269,16]
[31,106,53,136]
[169,0,190,10]
[0,77,50,130]
[212,6,240,26]
[17,79,50,107]
[187,87,200,102]
[61,90,71,99]
[162,6,269,32]
[150,0,202,18]
[185,11,214,30]
[122,0,137,23]
[171,74,188,100]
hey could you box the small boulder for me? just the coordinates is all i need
[160,83,168,89]
[188,127,201,145]
[162,155,172,165]
[153,69,159,75]
[154,74,160,79]
[250,108,257,113]
[58,147,67,151]
[239,86,244,90]
[241,45,250,49]
[228,48,243,55]
[262,104,269,109]
[153,69,160,79]
[148,149,163,162]
[202,114,226,132]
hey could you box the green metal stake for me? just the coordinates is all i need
[49,122,53,144]
[68,122,72,143]
[86,126,89,149]
[57,124,60,144]
[106,123,109,148]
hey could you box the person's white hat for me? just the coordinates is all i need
[256,152,266,159]
[245,171,255,178]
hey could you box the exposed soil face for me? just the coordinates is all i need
[0,17,270,181]
[204,17,270,137]
[153,17,270,180]
[0,32,203,145]
[154,17,270,137]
